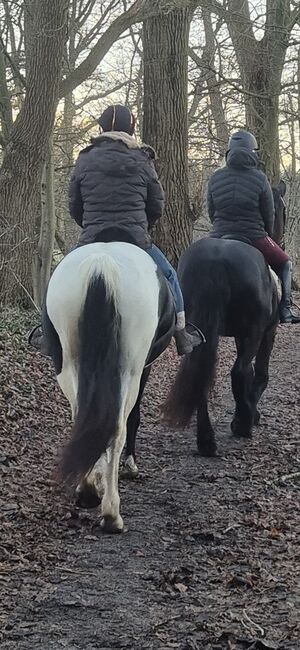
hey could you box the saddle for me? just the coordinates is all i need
[220,234,252,246]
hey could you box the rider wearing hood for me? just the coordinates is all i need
[208,130,300,324]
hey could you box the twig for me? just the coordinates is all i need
[152,614,182,631]
[10,270,40,312]
[56,565,95,576]
[273,471,300,484]
[242,609,265,637]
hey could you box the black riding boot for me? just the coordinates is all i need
[27,325,51,356]
[277,261,300,324]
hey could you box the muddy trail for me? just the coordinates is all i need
[0,311,300,650]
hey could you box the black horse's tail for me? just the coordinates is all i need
[163,280,224,428]
[61,254,121,483]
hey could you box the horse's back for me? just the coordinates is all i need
[180,237,271,293]
[46,242,164,367]
[179,238,275,336]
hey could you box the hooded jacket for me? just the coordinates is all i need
[68,131,164,248]
[207,148,275,240]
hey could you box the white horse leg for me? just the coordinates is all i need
[100,425,127,533]
[57,362,78,420]
[100,376,141,533]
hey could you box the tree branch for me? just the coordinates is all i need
[59,0,205,98]
[0,35,26,89]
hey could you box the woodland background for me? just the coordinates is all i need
[0,0,300,308]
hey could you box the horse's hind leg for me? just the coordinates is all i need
[193,344,218,457]
[197,397,217,457]
[123,367,151,478]
[101,375,142,533]
[250,323,277,424]
[231,334,261,438]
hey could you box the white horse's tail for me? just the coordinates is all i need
[61,253,121,483]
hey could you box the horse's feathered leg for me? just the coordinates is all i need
[100,373,142,532]
[249,322,277,424]
[163,339,218,456]
[122,366,151,478]
[231,331,262,438]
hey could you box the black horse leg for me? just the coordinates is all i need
[249,324,277,424]
[192,341,218,457]
[123,366,151,478]
[197,396,217,457]
[231,334,261,438]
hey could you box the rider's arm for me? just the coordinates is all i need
[68,161,83,227]
[207,180,215,222]
[259,178,275,237]
[146,163,165,228]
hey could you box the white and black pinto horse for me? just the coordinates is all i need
[164,237,280,456]
[43,241,175,532]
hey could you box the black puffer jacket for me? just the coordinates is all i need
[207,149,274,240]
[69,132,164,248]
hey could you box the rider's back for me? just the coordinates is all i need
[69,132,164,248]
[208,148,274,240]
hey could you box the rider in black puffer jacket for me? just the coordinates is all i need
[208,139,274,241]
[208,130,300,324]
[69,131,163,249]
[28,105,202,356]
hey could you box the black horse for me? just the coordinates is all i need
[163,236,280,457]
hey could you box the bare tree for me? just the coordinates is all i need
[0,0,69,304]
[143,7,194,265]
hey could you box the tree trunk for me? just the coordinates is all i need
[227,0,292,183]
[32,134,56,308]
[143,8,193,266]
[55,91,79,252]
[0,0,68,305]
[242,39,283,182]
[0,45,13,145]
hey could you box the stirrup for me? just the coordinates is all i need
[27,324,42,346]
[186,322,206,344]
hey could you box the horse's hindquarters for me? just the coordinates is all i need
[45,242,165,532]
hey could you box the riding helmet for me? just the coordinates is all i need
[98,104,136,135]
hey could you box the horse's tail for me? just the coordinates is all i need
[61,253,121,483]
[163,286,223,428]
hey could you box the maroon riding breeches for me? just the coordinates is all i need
[252,236,289,269]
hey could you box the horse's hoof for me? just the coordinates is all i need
[231,419,252,438]
[100,514,124,534]
[75,483,101,509]
[197,443,217,457]
[121,455,139,479]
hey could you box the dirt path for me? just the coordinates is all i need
[1,312,300,649]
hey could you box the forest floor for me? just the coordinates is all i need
[0,309,300,650]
